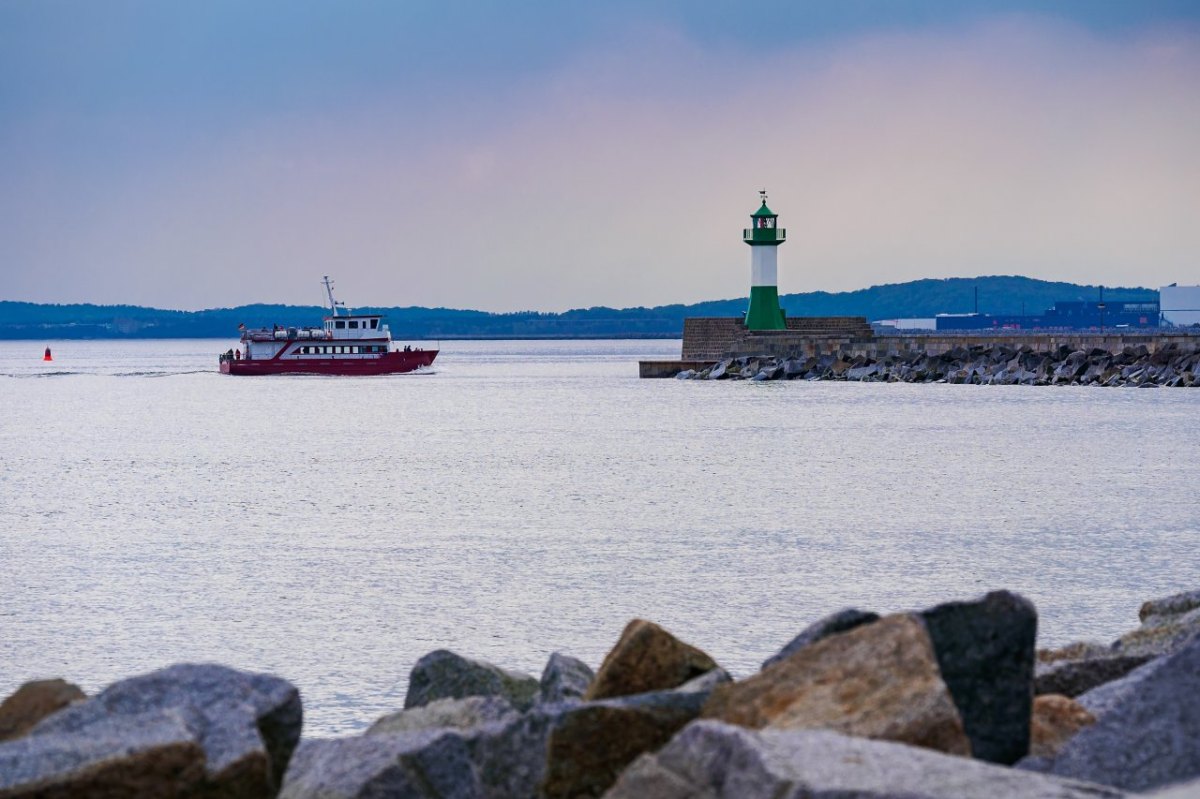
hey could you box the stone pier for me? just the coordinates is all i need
[640,316,1200,378]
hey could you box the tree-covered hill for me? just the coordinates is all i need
[0,276,1156,339]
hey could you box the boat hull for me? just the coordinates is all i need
[220,350,437,376]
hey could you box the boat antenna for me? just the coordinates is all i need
[322,275,346,317]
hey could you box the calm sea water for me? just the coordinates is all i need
[2,338,1198,736]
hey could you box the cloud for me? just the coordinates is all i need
[2,13,1198,310]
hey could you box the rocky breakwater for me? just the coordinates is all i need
[678,342,1200,386]
[3,588,1200,798]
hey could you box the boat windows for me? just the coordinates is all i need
[335,320,346,329]
[370,320,378,329]
[349,321,359,329]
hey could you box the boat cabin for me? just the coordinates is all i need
[325,314,388,340]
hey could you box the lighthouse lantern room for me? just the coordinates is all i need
[742,190,787,330]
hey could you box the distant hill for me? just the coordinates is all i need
[0,276,1157,340]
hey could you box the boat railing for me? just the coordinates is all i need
[241,327,331,342]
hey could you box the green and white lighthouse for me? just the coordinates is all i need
[743,190,787,330]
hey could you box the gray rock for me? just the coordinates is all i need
[0,709,205,798]
[605,721,1125,798]
[279,729,480,799]
[1036,654,1154,698]
[707,360,729,380]
[405,650,539,712]
[674,668,732,693]
[285,690,706,799]
[0,657,300,796]
[919,590,1037,764]
[847,363,879,380]
[762,608,881,670]
[1018,632,1200,791]
[1115,589,1200,657]
[367,695,518,736]
[284,709,561,799]
[539,653,594,704]
[781,358,805,378]
[1143,776,1200,797]
[21,663,301,797]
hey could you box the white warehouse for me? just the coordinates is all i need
[1160,284,1200,327]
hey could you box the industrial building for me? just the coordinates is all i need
[931,299,1160,331]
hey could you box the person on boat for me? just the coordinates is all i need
[235,349,241,360]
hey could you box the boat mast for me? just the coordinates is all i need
[322,276,346,317]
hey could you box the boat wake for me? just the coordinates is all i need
[4,371,85,378]
[4,369,219,379]
[111,370,215,378]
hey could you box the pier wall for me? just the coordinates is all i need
[681,317,874,360]
[679,317,1200,361]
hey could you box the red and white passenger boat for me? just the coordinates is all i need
[218,277,437,376]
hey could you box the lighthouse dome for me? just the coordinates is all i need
[751,200,777,218]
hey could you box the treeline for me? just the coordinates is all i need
[0,276,1156,340]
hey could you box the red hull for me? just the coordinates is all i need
[220,350,437,376]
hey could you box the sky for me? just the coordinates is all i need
[2,1,1198,312]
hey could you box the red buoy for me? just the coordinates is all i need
[43,347,52,361]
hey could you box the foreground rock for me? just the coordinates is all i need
[761,608,880,670]
[674,668,732,693]
[702,614,970,756]
[1143,777,1200,798]
[281,729,485,799]
[680,342,1200,387]
[367,695,518,736]
[585,620,718,701]
[919,590,1037,764]
[1030,695,1095,759]
[1114,588,1200,658]
[405,650,539,712]
[1019,632,1200,791]
[1036,653,1154,698]
[283,689,709,799]
[283,709,559,799]
[541,689,707,798]
[0,664,301,798]
[0,710,205,799]
[538,653,594,704]
[605,721,1125,798]
[0,679,86,742]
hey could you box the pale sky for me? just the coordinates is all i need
[2,2,1198,311]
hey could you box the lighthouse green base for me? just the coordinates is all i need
[745,286,786,330]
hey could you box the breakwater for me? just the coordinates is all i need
[676,340,1200,386]
[642,315,1200,383]
[3,587,1200,797]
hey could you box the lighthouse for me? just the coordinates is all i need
[743,190,787,330]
